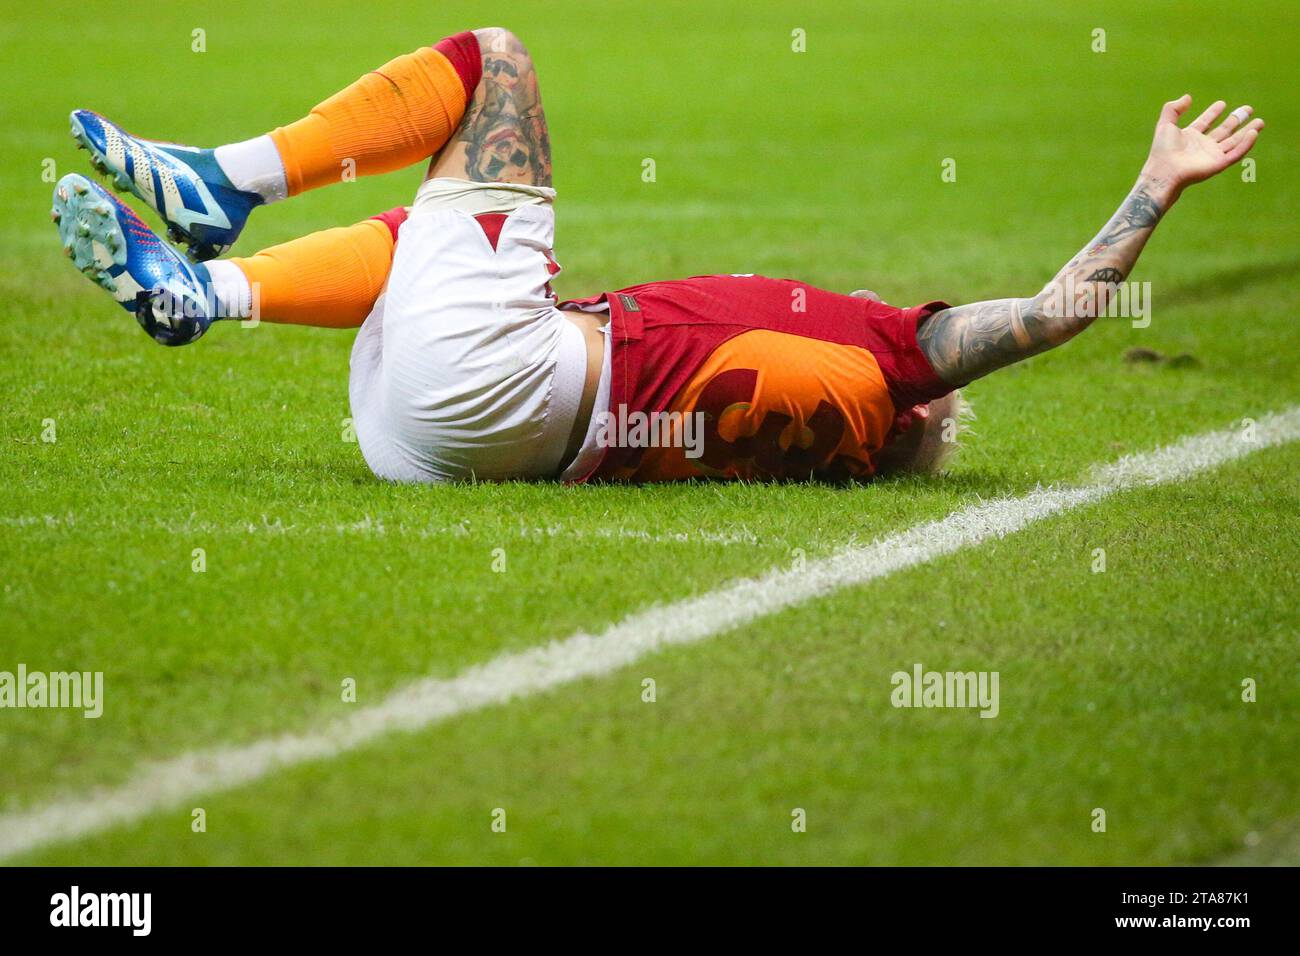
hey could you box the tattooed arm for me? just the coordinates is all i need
[918,95,1264,385]
[916,178,1170,383]
[428,27,553,186]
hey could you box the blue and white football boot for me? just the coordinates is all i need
[52,173,217,346]
[69,109,262,261]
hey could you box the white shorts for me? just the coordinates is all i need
[349,178,591,482]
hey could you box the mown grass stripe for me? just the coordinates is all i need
[2,407,1296,861]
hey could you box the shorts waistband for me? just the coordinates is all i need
[412,177,557,217]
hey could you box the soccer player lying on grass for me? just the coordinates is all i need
[51,28,1263,484]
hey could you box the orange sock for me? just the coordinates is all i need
[228,216,400,328]
[268,33,482,195]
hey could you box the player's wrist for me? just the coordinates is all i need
[1137,163,1184,207]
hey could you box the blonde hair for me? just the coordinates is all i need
[874,390,974,476]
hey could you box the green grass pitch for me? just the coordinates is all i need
[1,0,1297,865]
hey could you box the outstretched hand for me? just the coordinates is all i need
[1144,95,1264,193]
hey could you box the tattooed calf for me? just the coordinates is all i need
[428,27,554,186]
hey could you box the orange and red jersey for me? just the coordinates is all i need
[560,274,953,483]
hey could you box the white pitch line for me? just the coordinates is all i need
[2,408,1296,861]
